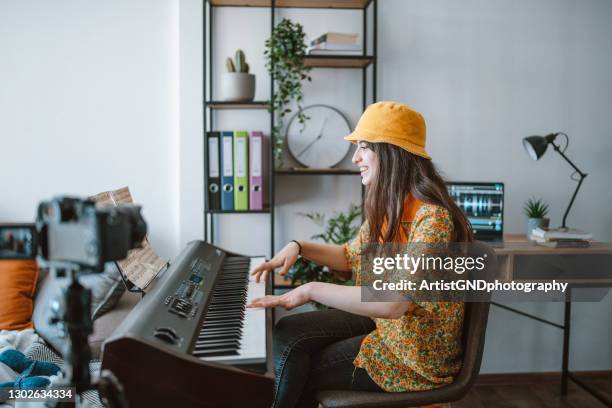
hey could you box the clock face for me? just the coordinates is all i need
[286,105,352,168]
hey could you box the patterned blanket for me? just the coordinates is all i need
[0,330,102,408]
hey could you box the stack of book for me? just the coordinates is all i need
[206,131,267,211]
[307,32,362,55]
[530,227,593,248]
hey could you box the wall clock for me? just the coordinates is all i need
[286,104,352,169]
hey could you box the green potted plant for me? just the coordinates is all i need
[288,205,361,309]
[264,18,312,165]
[221,49,255,102]
[523,198,550,237]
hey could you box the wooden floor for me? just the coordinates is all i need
[452,372,612,408]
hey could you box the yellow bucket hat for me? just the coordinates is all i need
[344,101,431,160]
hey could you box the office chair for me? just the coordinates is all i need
[316,299,491,408]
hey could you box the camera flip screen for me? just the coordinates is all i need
[0,224,36,260]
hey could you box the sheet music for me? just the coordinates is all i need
[90,186,167,290]
[89,190,115,206]
[116,242,167,290]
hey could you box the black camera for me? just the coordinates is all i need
[1,196,147,406]
[0,196,146,271]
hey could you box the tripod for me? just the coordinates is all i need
[49,268,128,408]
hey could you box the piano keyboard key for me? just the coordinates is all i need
[192,256,267,363]
[192,348,240,358]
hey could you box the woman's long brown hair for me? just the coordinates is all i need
[364,142,473,243]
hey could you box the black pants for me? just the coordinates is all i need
[273,309,383,408]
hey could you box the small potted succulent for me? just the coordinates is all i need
[523,198,550,237]
[221,49,255,102]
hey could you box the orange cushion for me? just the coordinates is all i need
[0,260,39,330]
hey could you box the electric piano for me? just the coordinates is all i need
[101,241,274,407]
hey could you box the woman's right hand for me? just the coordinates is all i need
[249,241,300,284]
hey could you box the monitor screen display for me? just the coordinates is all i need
[0,224,36,260]
[446,182,504,238]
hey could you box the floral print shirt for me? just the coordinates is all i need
[343,198,464,392]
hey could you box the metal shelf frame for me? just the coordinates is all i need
[203,0,377,263]
[210,0,372,10]
[275,168,360,175]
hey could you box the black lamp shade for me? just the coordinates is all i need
[522,135,549,160]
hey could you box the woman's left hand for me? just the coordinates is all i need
[247,283,313,310]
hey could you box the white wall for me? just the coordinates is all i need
[178,0,204,250]
[1,0,611,373]
[0,0,180,260]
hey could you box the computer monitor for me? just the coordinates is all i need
[446,182,504,241]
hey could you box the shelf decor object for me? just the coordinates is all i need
[221,49,255,101]
[264,18,312,165]
[523,198,550,237]
[286,104,352,168]
[522,132,588,230]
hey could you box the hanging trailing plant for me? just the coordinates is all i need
[264,18,312,165]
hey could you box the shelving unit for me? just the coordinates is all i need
[205,101,270,109]
[210,0,372,9]
[275,168,360,175]
[303,55,373,68]
[203,0,377,280]
[274,273,303,288]
[207,209,271,214]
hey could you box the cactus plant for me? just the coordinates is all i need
[226,49,250,73]
[226,57,236,73]
[235,49,245,72]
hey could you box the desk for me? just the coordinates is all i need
[492,234,612,407]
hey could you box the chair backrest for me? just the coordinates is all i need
[450,299,491,394]
[316,300,492,408]
[317,239,495,408]
[448,240,494,396]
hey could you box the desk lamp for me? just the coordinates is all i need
[522,132,587,230]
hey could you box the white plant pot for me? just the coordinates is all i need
[527,217,550,238]
[220,73,255,102]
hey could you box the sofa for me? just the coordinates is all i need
[32,267,142,360]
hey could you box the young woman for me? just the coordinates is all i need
[248,101,473,408]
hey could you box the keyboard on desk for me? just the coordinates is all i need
[101,241,273,408]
